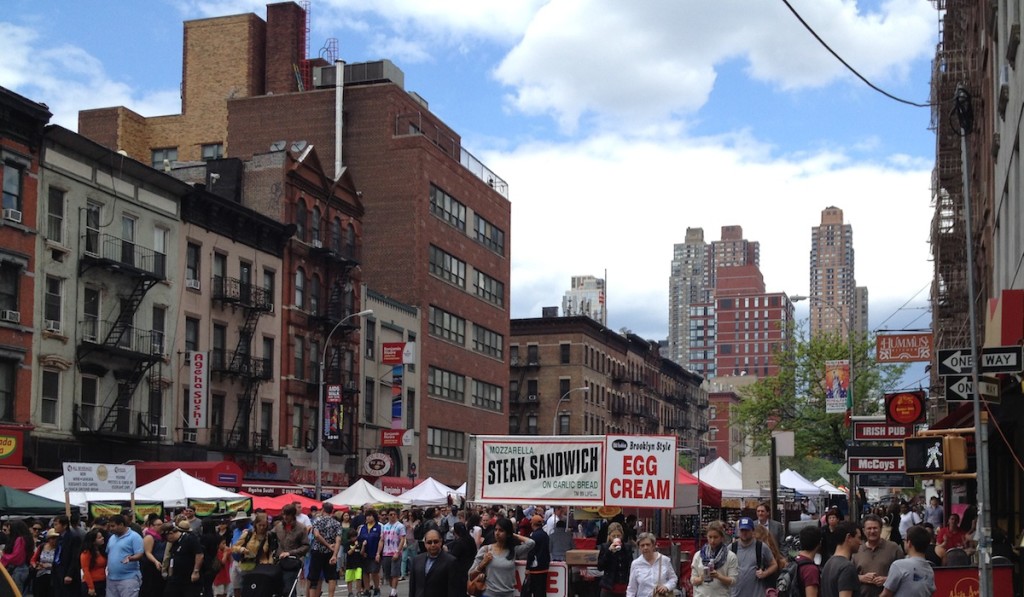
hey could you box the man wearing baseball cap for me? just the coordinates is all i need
[523,516,550,597]
[730,517,777,597]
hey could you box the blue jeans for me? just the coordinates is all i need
[400,545,417,577]
[10,564,29,595]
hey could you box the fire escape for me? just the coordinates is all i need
[308,227,361,455]
[75,231,167,441]
[211,276,274,451]
[509,346,540,434]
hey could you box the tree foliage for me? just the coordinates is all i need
[733,323,908,461]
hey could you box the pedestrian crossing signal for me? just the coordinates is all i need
[903,435,968,475]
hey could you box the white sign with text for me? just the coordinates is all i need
[604,434,677,508]
[63,462,136,493]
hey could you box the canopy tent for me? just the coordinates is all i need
[397,477,457,506]
[135,468,244,507]
[695,457,744,491]
[454,482,466,498]
[813,478,846,496]
[0,466,49,491]
[675,466,722,512]
[325,478,409,507]
[0,485,68,516]
[780,469,825,497]
[31,476,131,508]
[275,493,343,514]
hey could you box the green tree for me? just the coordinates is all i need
[733,323,908,461]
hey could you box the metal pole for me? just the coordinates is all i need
[956,84,992,597]
[848,308,858,521]
[769,435,779,526]
[552,387,589,435]
[316,309,373,499]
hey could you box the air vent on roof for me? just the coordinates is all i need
[344,60,405,89]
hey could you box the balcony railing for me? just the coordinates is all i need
[82,231,166,279]
[210,349,273,380]
[211,277,273,311]
[73,404,164,440]
[80,321,164,356]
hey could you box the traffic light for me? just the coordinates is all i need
[903,435,968,475]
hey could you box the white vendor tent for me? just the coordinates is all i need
[696,457,744,490]
[135,468,244,507]
[780,469,825,497]
[398,477,455,506]
[454,482,466,498]
[30,476,131,508]
[814,478,847,495]
[325,478,409,507]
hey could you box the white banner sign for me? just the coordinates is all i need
[471,434,678,507]
[63,462,136,493]
[604,434,677,508]
[189,351,209,428]
[476,436,604,505]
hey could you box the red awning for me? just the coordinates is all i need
[677,466,722,508]
[0,466,50,491]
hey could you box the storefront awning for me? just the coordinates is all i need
[0,466,49,491]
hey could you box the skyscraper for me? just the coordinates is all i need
[562,275,606,325]
[809,206,868,339]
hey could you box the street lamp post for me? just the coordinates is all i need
[552,387,590,435]
[316,309,373,499]
[791,294,859,518]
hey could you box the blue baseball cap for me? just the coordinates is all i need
[738,517,755,530]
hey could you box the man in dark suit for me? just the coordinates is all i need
[409,529,461,597]
[51,515,84,597]
[756,502,785,548]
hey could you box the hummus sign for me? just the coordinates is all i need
[470,435,677,508]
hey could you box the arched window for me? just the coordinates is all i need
[294,200,308,242]
[345,223,356,259]
[310,274,321,315]
[311,206,322,244]
[331,218,342,253]
[294,268,305,309]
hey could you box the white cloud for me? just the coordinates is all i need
[0,23,180,130]
[491,131,933,338]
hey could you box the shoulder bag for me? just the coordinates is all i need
[467,546,489,597]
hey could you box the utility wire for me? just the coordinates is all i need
[779,0,932,108]
[872,282,931,332]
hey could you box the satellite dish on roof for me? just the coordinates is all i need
[291,140,308,152]
[270,140,287,152]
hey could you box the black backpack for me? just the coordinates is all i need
[777,557,816,597]
[731,539,763,569]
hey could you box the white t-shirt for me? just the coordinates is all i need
[898,511,921,537]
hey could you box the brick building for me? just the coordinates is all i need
[78,2,509,486]
[510,316,709,456]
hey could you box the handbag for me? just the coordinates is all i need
[277,556,302,572]
[467,571,487,597]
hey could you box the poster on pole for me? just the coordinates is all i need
[63,463,137,493]
[473,436,604,505]
[604,434,677,508]
[824,360,849,414]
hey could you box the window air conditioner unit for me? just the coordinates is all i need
[311,239,323,249]
[0,310,20,324]
[3,209,22,224]
[183,430,197,444]
[185,278,201,290]
[44,320,62,334]
[527,394,538,402]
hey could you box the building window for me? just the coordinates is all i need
[185,317,200,352]
[294,337,305,380]
[428,184,466,231]
[331,218,342,253]
[0,360,15,422]
[406,389,415,430]
[294,268,305,309]
[427,426,465,460]
[560,343,571,364]
[47,187,65,244]
[152,306,166,354]
[212,324,227,369]
[80,375,98,430]
[473,270,504,307]
[311,206,322,245]
[709,426,719,441]
[294,201,307,242]
[309,275,321,315]
[474,214,505,255]
[428,245,466,288]
[472,325,503,360]
[365,321,376,361]
[151,147,178,169]
[558,414,570,435]
[292,404,305,448]
[428,366,465,403]
[41,369,59,425]
[428,306,465,345]
[201,144,223,161]
[0,262,19,313]
[44,276,62,331]
[709,405,717,420]
[364,377,375,424]
[263,268,275,309]
[185,243,201,286]
[472,380,502,412]
[2,161,24,212]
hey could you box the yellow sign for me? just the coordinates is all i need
[0,435,18,459]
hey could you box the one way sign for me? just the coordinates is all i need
[944,375,999,401]
[937,345,1024,376]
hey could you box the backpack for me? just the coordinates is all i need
[731,539,763,570]
[413,522,426,542]
[776,557,816,597]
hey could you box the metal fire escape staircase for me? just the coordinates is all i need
[218,280,274,450]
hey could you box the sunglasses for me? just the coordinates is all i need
[32,527,42,532]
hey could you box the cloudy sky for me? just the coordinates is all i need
[2,0,937,386]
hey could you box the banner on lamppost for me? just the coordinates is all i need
[324,404,341,441]
[824,360,849,414]
[391,364,403,429]
[326,384,342,404]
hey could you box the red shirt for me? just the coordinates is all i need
[936,527,966,549]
